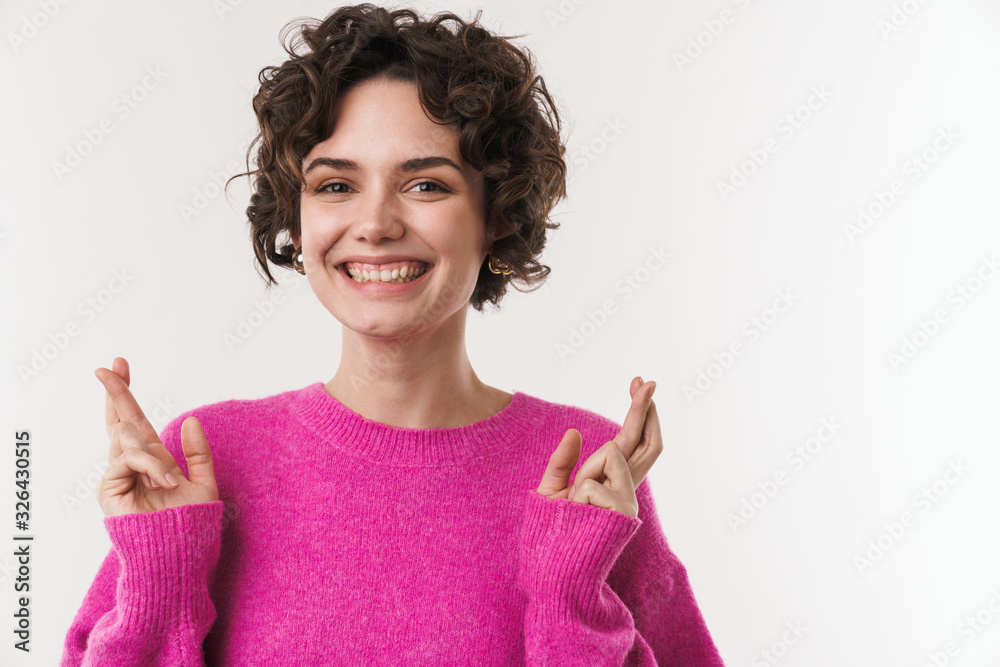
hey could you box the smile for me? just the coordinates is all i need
[336,260,433,287]
[339,260,429,284]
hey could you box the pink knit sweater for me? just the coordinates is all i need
[61,383,725,666]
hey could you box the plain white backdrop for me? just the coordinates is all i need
[2,0,1000,664]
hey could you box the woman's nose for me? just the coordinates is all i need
[351,186,405,241]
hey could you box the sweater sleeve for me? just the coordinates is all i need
[60,500,224,666]
[607,480,726,665]
[517,480,725,666]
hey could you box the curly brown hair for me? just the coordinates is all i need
[226,3,568,312]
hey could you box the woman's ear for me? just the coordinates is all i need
[491,224,520,244]
[291,231,301,248]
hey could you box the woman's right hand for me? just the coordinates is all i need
[95,357,219,517]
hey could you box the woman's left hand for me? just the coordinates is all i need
[534,376,661,518]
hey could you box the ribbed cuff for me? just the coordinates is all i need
[518,489,641,623]
[103,501,224,633]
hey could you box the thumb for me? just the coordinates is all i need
[535,428,581,498]
[180,416,216,488]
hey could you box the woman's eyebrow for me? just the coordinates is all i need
[303,156,463,176]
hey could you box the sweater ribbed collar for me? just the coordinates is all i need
[289,382,541,467]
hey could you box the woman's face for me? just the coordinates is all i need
[297,77,493,338]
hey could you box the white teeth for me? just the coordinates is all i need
[345,263,427,284]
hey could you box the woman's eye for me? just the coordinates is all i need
[314,180,450,195]
[411,181,449,193]
[316,182,352,194]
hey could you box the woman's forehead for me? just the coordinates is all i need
[331,79,451,133]
[304,83,463,167]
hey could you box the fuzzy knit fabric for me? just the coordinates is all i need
[61,382,725,666]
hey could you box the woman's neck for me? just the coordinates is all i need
[323,368,512,430]
[328,310,513,428]
[324,355,512,428]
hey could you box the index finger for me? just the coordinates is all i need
[610,378,656,462]
[95,366,162,453]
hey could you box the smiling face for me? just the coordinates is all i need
[296,76,495,338]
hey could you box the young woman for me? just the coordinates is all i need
[61,4,725,665]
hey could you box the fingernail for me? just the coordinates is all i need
[648,381,657,399]
[165,472,178,486]
[568,485,576,501]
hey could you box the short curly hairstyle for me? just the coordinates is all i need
[227,3,568,312]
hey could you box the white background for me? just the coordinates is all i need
[2,0,1000,665]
